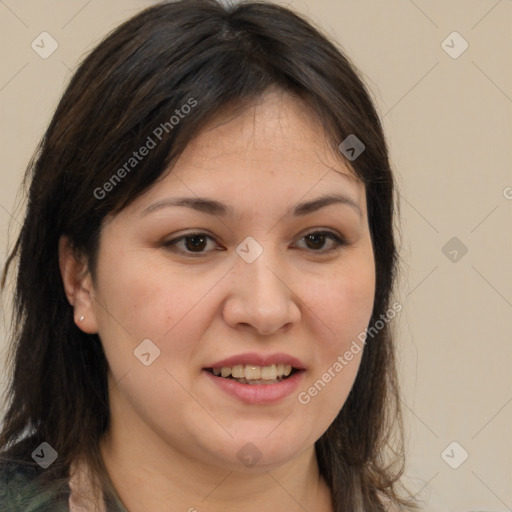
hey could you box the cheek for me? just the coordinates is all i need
[92,249,224,373]
[296,269,373,430]
[295,252,374,416]
[308,255,376,352]
[93,249,184,336]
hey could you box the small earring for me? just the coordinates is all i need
[79,316,85,322]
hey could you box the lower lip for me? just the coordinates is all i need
[203,369,305,405]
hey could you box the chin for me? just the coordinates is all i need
[207,435,312,473]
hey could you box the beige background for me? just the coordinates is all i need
[0,1,511,510]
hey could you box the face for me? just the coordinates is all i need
[83,89,375,472]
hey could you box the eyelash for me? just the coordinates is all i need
[163,230,347,257]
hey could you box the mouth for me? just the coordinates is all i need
[203,353,306,403]
[204,364,303,385]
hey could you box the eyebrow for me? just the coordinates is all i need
[141,193,362,219]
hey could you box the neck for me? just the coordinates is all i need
[98,417,333,512]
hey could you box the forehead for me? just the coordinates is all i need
[182,89,358,175]
[131,89,366,219]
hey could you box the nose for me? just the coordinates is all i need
[222,248,301,336]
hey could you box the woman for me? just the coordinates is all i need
[0,1,418,510]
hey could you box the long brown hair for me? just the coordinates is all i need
[0,1,417,510]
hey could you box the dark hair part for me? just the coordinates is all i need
[1,1,417,510]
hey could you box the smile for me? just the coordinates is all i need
[203,352,306,403]
[205,364,298,384]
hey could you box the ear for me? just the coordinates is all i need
[58,235,99,334]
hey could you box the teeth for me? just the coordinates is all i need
[210,364,294,380]
[261,364,277,380]
[245,365,261,380]
[231,365,245,379]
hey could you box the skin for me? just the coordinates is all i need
[60,88,376,512]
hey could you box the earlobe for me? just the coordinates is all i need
[58,235,99,334]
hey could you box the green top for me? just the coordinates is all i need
[0,461,128,511]
[0,462,67,511]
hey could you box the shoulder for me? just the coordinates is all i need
[0,459,69,512]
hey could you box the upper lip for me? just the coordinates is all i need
[205,352,305,370]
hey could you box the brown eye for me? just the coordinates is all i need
[296,231,346,253]
[183,234,208,252]
[163,230,346,257]
[164,233,218,256]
